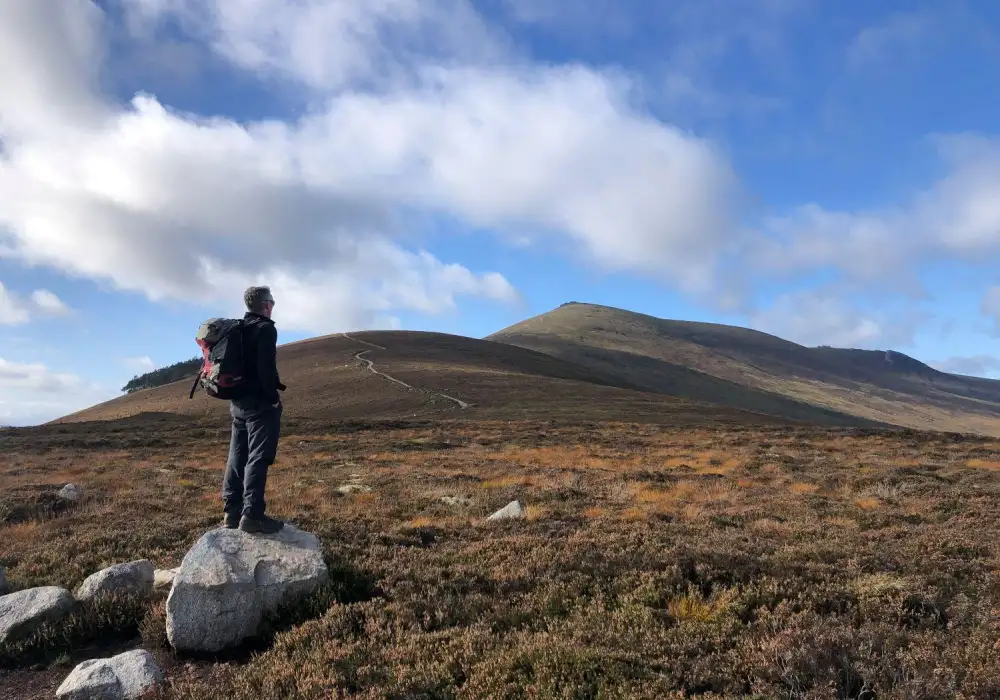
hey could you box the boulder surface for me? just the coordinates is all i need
[56,649,163,700]
[76,560,155,602]
[166,525,328,652]
[0,586,75,644]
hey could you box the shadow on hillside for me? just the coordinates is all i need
[497,338,881,428]
[1,413,212,453]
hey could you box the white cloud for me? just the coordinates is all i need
[498,0,801,121]
[0,282,71,324]
[753,135,1000,292]
[932,355,1000,377]
[206,244,520,334]
[125,0,508,91]
[0,0,109,137]
[846,11,933,71]
[0,358,111,426]
[124,356,156,372]
[749,291,920,349]
[31,290,70,315]
[981,285,1000,334]
[0,0,744,332]
[0,282,30,325]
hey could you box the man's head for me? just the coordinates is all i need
[244,286,275,318]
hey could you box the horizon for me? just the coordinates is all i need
[3,1,1000,425]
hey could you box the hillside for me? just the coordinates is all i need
[56,331,831,428]
[488,302,1000,436]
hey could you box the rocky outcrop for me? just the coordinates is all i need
[166,525,328,652]
[0,586,74,644]
[75,560,155,602]
[56,649,163,699]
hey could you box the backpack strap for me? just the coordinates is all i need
[188,370,201,399]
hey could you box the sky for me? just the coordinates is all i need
[2,0,1000,425]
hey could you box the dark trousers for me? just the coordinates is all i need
[222,402,282,519]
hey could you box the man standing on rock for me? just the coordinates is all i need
[222,286,286,535]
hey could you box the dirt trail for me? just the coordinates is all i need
[342,333,473,410]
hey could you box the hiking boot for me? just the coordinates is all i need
[238,514,284,535]
[222,512,240,529]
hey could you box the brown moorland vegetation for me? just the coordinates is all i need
[3,415,1000,699]
[489,302,1000,436]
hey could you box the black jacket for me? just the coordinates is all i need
[233,312,285,408]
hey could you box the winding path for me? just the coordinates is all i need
[342,333,473,410]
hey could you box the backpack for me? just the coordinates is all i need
[188,318,249,400]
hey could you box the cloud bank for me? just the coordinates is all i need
[0,357,109,426]
[0,0,744,334]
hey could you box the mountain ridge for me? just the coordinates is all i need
[487,302,1000,435]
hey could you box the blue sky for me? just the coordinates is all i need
[3,0,1000,425]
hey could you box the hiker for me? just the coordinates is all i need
[221,286,287,534]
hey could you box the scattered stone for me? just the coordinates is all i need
[56,649,163,700]
[0,586,74,644]
[153,568,178,591]
[487,500,525,521]
[76,560,155,602]
[337,484,372,495]
[166,525,328,652]
[441,495,473,507]
[0,566,7,595]
[56,659,118,700]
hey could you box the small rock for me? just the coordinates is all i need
[153,568,178,591]
[166,525,328,652]
[0,586,75,644]
[337,484,372,494]
[441,495,472,507]
[58,484,82,501]
[487,500,525,521]
[0,566,7,595]
[76,560,155,602]
[56,649,163,700]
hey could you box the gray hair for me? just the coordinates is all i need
[244,286,274,313]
